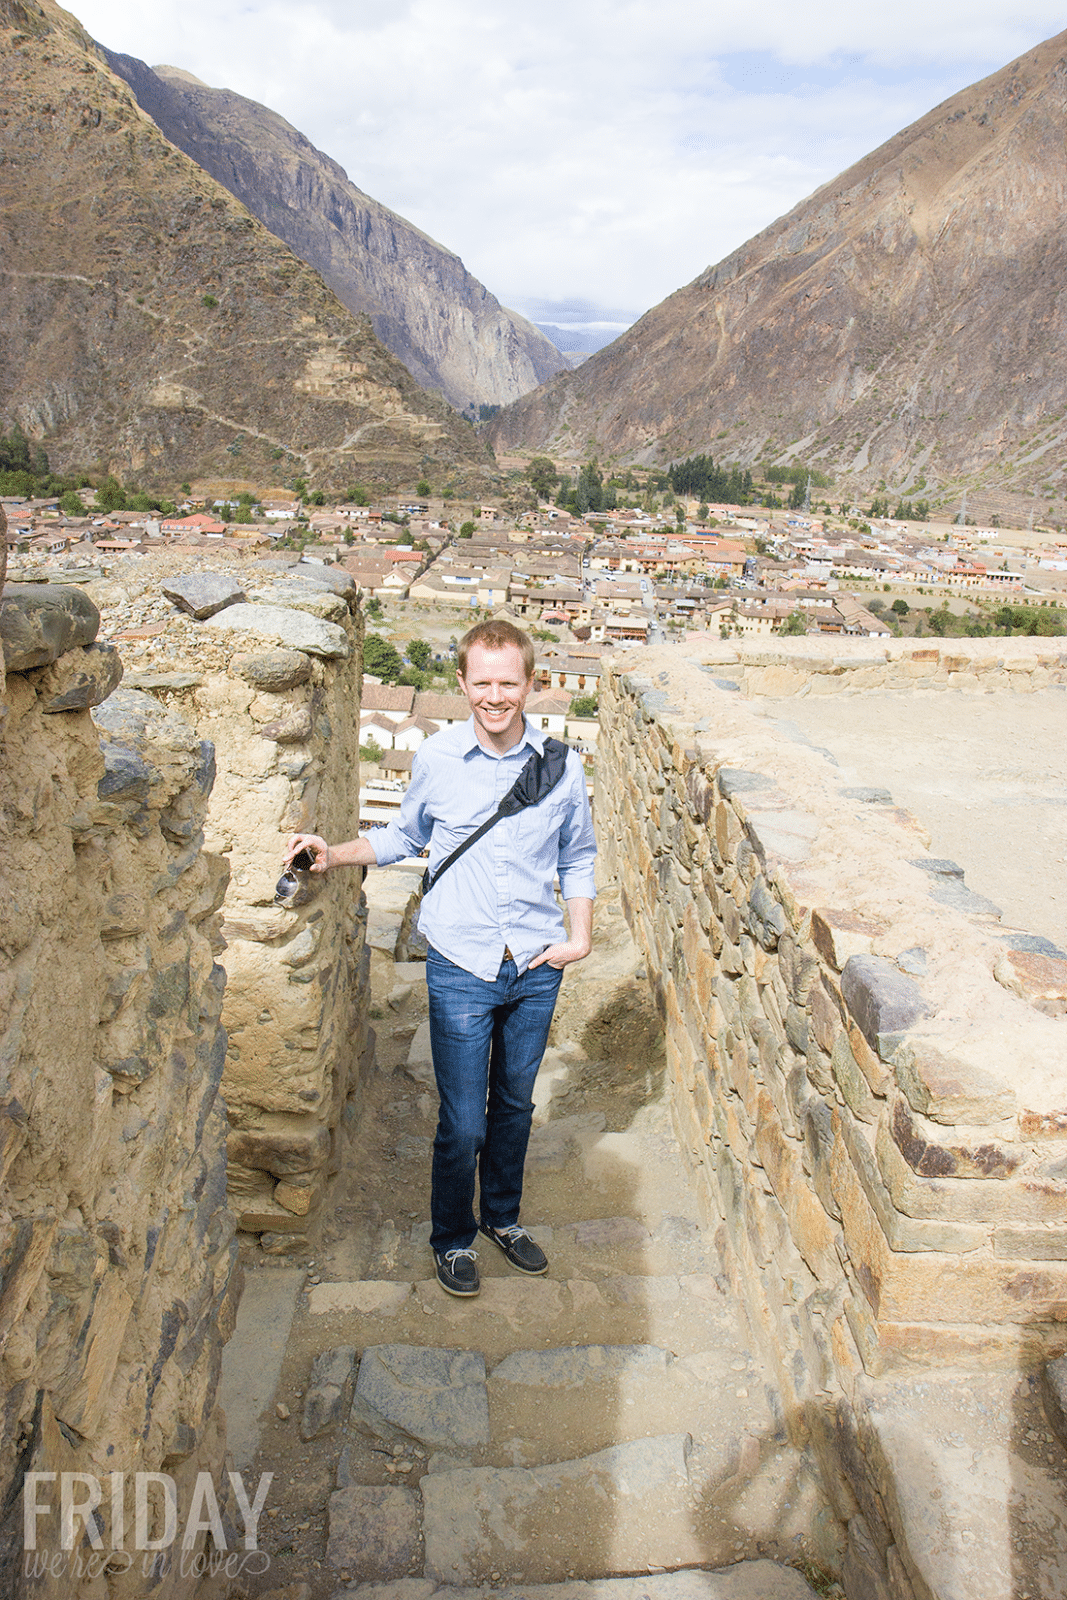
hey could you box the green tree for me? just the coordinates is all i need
[347,485,369,505]
[59,489,85,515]
[891,599,909,616]
[459,521,475,538]
[527,456,559,500]
[569,695,599,718]
[408,639,432,671]
[94,475,128,512]
[778,611,807,635]
[697,503,709,522]
[363,636,403,682]
[360,738,383,763]
[364,596,383,619]
[416,479,431,497]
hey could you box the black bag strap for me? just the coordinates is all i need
[422,737,569,896]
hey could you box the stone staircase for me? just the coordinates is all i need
[264,871,833,1600]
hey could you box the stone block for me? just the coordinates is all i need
[756,1093,837,1279]
[889,1098,1025,1180]
[834,1128,1067,1325]
[832,1033,881,1123]
[162,572,247,619]
[838,1109,986,1255]
[842,1514,892,1600]
[892,1040,1016,1126]
[995,949,1067,1016]
[204,602,350,658]
[745,808,820,864]
[809,978,842,1053]
[0,583,99,670]
[811,909,887,972]
[353,1345,489,1449]
[274,1181,314,1215]
[230,647,314,690]
[1020,1110,1067,1140]
[52,1273,134,1437]
[867,1384,1067,1600]
[260,706,314,743]
[31,640,123,712]
[841,957,930,1062]
[717,767,775,800]
[326,1484,421,1580]
[876,1115,1067,1227]
[301,1345,356,1439]
[993,1226,1067,1261]
[421,1434,695,1584]
[228,1123,331,1178]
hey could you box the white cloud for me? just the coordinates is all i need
[73,0,1067,320]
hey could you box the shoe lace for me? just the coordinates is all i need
[493,1225,530,1242]
[444,1247,478,1265]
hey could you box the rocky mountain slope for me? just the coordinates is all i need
[101,54,571,413]
[491,31,1067,512]
[0,0,494,494]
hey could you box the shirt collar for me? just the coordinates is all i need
[460,714,545,759]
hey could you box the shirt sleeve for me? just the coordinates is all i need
[556,754,597,901]
[367,746,436,866]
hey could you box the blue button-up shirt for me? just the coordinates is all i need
[369,716,596,980]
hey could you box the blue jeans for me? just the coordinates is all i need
[425,947,563,1253]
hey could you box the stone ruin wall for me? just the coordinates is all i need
[47,550,374,1240]
[0,552,372,1595]
[0,585,237,1599]
[597,639,1067,1600]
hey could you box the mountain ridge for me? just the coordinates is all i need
[101,51,572,412]
[0,0,495,493]
[490,30,1067,517]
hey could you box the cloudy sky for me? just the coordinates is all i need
[73,1,1065,348]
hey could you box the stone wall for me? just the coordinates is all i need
[598,643,1067,1600]
[685,634,1067,698]
[72,553,373,1239]
[0,585,237,1597]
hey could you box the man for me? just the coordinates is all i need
[286,620,596,1298]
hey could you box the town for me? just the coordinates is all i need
[4,463,1066,829]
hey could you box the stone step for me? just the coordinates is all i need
[331,1339,774,1470]
[857,1371,1067,1600]
[327,1433,822,1589]
[321,1341,825,1591]
[420,1434,702,1583]
[362,1211,720,1285]
[306,1273,747,1361]
[329,1568,819,1600]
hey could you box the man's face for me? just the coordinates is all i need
[457,642,534,752]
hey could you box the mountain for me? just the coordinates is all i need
[490,31,1067,514]
[100,54,571,413]
[0,0,494,494]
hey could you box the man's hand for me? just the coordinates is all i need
[286,833,379,873]
[286,833,332,873]
[529,937,592,970]
[529,896,593,970]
